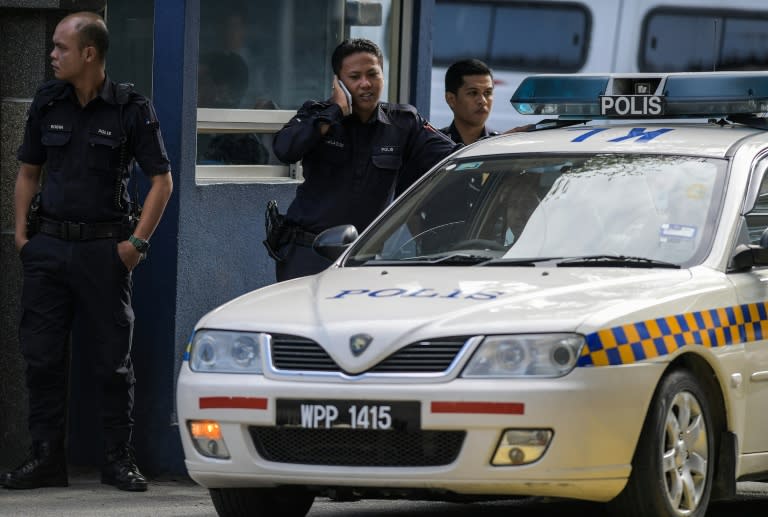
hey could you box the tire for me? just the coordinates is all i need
[209,486,314,517]
[608,369,715,517]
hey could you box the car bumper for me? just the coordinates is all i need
[176,361,664,502]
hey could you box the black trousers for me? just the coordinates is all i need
[18,234,135,448]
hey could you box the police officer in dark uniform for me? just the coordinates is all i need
[271,38,460,281]
[1,12,173,492]
[441,59,498,145]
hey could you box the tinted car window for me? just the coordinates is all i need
[489,5,588,71]
[433,1,590,72]
[433,3,492,63]
[641,9,768,72]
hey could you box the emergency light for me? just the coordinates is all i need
[510,72,768,119]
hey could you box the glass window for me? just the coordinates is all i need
[641,9,768,72]
[433,1,590,72]
[489,5,587,71]
[433,3,492,64]
[196,0,395,183]
[721,18,768,70]
[745,159,768,244]
[104,0,154,97]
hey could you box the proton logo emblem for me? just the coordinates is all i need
[349,333,373,357]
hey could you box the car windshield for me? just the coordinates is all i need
[344,154,727,268]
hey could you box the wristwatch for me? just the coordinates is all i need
[128,234,150,256]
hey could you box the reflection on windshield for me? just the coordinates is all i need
[345,154,725,268]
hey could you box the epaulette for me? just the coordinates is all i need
[115,82,148,106]
[33,79,69,108]
[382,102,418,115]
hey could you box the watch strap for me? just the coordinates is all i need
[128,234,150,254]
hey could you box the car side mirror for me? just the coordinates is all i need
[313,224,358,261]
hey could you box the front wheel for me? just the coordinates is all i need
[608,369,715,517]
[209,486,314,517]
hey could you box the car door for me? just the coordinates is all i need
[729,155,768,453]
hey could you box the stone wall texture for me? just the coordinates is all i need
[0,0,105,470]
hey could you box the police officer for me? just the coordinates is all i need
[1,12,173,492]
[441,59,498,144]
[271,38,459,281]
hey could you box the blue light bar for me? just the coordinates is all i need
[663,75,768,116]
[510,72,768,119]
[511,76,609,117]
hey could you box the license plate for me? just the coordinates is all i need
[276,399,420,431]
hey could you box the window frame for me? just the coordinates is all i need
[194,0,406,185]
[195,108,301,184]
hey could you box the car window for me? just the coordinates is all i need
[346,154,726,268]
[744,157,768,244]
[641,8,768,72]
[433,1,590,72]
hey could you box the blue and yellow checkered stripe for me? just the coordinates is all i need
[578,302,768,367]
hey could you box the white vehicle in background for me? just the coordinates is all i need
[429,0,768,132]
[178,72,768,517]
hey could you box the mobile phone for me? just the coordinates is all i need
[335,75,353,114]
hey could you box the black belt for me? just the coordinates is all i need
[39,218,127,241]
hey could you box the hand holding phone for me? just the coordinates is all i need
[334,75,353,115]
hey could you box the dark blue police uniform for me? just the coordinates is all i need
[439,121,498,144]
[16,77,169,451]
[272,101,459,281]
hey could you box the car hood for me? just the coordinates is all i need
[197,267,704,373]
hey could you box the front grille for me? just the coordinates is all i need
[250,427,465,467]
[270,335,336,371]
[270,334,470,374]
[370,339,467,373]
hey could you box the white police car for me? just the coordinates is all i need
[177,72,768,517]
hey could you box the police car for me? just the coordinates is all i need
[177,72,768,517]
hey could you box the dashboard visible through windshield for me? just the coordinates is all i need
[344,154,726,268]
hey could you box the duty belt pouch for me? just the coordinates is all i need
[27,192,41,238]
[263,199,290,262]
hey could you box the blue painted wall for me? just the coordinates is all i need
[134,0,297,475]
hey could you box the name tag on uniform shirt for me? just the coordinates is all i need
[46,122,71,132]
[325,139,345,149]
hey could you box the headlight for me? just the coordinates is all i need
[462,334,584,378]
[189,330,264,373]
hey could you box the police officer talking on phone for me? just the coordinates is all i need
[1,12,173,492]
[271,38,459,281]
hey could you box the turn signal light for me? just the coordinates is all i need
[188,420,230,459]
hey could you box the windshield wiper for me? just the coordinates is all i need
[478,257,563,267]
[556,255,680,269]
[362,253,492,266]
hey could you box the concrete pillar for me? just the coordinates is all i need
[0,0,105,470]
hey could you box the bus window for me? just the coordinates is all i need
[641,8,768,72]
